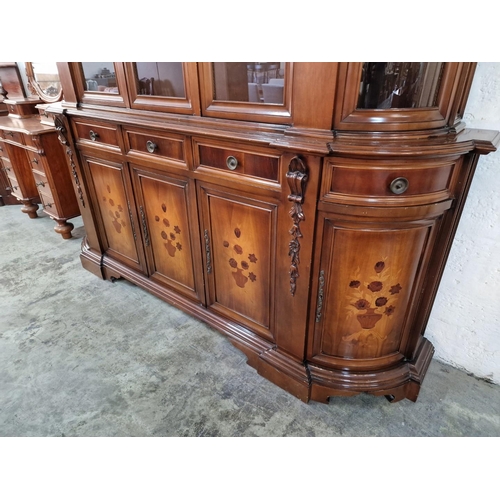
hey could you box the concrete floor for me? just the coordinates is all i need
[1,204,499,437]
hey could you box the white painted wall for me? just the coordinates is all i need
[426,62,500,384]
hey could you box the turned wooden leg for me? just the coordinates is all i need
[21,200,39,218]
[53,219,74,239]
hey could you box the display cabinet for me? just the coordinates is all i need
[51,61,499,403]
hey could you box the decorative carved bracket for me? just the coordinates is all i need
[54,114,85,208]
[286,156,308,296]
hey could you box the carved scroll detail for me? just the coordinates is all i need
[54,114,85,208]
[286,156,308,296]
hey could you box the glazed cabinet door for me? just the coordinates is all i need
[308,205,451,372]
[130,164,204,303]
[198,182,278,342]
[81,154,147,274]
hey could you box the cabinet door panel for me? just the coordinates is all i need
[132,167,202,302]
[199,184,277,341]
[83,156,145,272]
[310,215,440,367]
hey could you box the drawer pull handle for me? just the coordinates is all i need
[31,157,39,164]
[2,166,10,172]
[89,130,99,141]
[43,203,53,208]
[390,177,409,195]
[226,156,238,170]
[36,181,45,188]
[146,141,157,153]
[5,131,14,137]
[13,185,18,190]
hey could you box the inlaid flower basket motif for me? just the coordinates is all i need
[222,227,258,289]
[343,259,403,349]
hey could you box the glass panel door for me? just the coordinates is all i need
[76,62,128,107]
[81,62,118,93]
[124,62,200,115]
[199,62,292,124]
[357,62,444,109]
[212,62,285,104]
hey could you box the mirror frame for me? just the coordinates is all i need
[25,62,63,103]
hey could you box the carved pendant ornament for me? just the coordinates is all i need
[54,114,85,208]
[286,156,308,296]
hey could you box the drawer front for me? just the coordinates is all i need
[323,158,456,205]
[1,156,13,175]
[73,119,120,149]
[26,150,45,174]
[0,129,24,146]
[6,171,20,195]
[124,128,187,166]
[32,170,52,197]
[194,139,280,184]
[39,190,57,216]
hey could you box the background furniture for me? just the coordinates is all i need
[50,62,499,403]
[0,97,80,238]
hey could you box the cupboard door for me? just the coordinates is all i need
[309,211,445,370]
[131,165,204,303]
[198,182,278,342]
[82,155,146,273]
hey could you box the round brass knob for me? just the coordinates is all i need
[89,130,99,141]
[146,141,157,153]
[226,156,238,170]
[390,177,409,195]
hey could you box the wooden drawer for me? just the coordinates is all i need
[25,150,45,174]
[32,170,52,197]
[73,119,121,149]
[23,134,41,150]
[322,158,457,206]
[6,171,20,195]
[39,190,57,216]
[0,129,24,146]
[124,127,188,166]
[1,156,13,175]
[193,138,280,184]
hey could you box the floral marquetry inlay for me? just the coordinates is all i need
[102,184,126,234]
[222,227,258,289]
[343,259,403,350]
[152,202,183,257]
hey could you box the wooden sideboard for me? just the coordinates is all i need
[0,98,80,238]
[50,62,499,403]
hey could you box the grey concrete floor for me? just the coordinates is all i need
[1,204,499,437]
